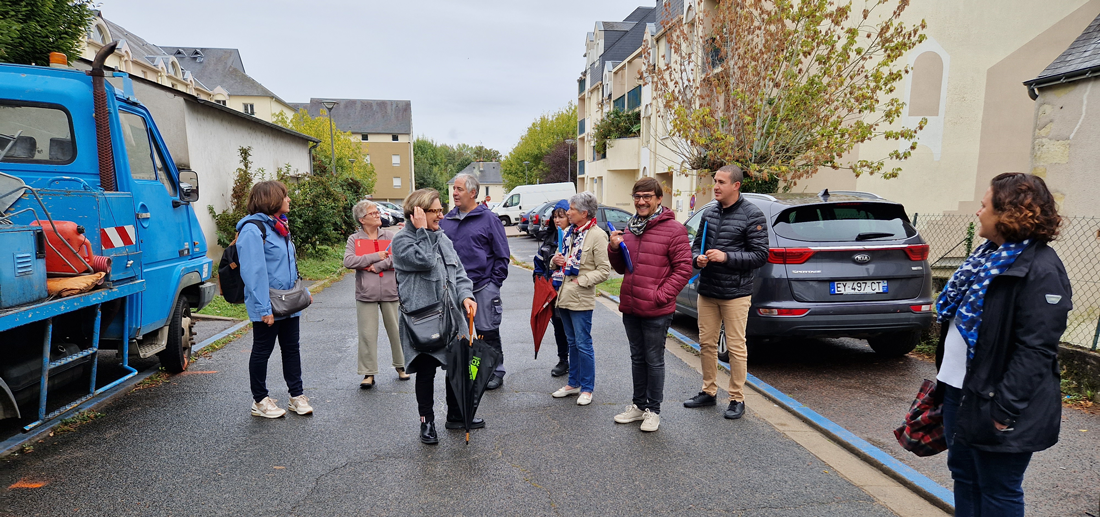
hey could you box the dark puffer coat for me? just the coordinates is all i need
[691,196,769,300]
[608,208,693,317]
[935,241,1071,453]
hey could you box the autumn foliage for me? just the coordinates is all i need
[646,0,927,187]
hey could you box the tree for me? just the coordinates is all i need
[272,109,376,192]
[646,0,927,189]
[501,104,577,190]
[542,140,576,184]
[413,138,503,203]
[0,0,94,65]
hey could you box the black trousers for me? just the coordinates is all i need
[249,316,303,403]
[477,328,505,376]
[551,307,569,362]
[410,354,459,422]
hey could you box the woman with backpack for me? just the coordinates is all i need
[236,180,312,419]
[390,188,477,444]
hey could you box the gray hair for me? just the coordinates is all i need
[455,173,480,197]
[352,199,376,223]
[569,191,598,219]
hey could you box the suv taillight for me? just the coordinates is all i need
[904,244,930,261]
[768,248,815,264]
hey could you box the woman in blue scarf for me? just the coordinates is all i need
[935,173,1071,516]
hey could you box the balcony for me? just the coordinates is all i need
[578,118,585,135]
[577,160,585,176]
[626,86,641,112]
[578,77,586,95]
[613,95,626,112]
[606,137,640,171]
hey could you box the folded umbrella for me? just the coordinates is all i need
[607,222,633,272]
[689,220,707,285]
[446,312,503,444]
[531,276,558,359]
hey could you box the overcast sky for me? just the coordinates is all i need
[97,0,655,154]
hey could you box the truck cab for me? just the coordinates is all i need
[0,45,214,428]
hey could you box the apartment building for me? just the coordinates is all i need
[579,0,1100,220]
[290,99,415,203]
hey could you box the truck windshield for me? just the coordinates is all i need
[773,202,916,242]
[0,103,74,163]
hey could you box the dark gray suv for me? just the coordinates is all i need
[676,190,934,357]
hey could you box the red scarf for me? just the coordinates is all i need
[274,214,290,237]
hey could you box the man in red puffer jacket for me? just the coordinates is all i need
[608,178,693,432]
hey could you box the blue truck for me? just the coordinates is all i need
[0,42,215,430]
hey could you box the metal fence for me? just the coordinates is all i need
[913,213,1100,351]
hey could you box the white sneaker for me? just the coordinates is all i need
[552,386,580,398]
[614,404,645,424]
[288,395,313,415]
[251,397,286,418]
[640,409,660,432]
[577,392,593,406]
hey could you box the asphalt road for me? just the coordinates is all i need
[510,232,1100,517]
[0,266,898,516]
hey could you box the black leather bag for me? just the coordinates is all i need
[401,298,452,353]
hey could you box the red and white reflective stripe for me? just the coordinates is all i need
[100,225,136,249]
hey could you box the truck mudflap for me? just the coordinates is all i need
[0,377,19,420]
[195,281,216,312]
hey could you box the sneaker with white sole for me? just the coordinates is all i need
[614,404,645,424]
[577,392,593,406]
[251,397,286,418]
[640,409,660,432]
[552,386,580,398]
[288,395,313,415]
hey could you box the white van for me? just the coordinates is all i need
[491,182,577,225]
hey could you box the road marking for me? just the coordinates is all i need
[9,478,48,489]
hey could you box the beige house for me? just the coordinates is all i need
[290,99,415,203]
[578,0,1100,221]
[82,12,295,124]
[447,162,507,204]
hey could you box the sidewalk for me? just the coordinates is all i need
[0,267,940,516]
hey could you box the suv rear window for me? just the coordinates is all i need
[773,202,916,242]
[0,102,75,164]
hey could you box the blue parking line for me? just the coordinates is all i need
[662,324,954,511]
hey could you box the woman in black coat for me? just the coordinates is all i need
[934,173,1071,517]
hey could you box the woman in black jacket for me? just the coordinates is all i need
[934,173,1071,516]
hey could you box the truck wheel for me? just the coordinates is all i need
[158,298,195,373]
[867,330,920,358]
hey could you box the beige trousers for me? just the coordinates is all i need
[697,295,751,402]
[356,300,403,375]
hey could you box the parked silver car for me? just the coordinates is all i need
[676,190,934,357]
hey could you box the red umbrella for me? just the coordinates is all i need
[530,276,558,358]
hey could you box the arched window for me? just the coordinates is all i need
[908,52,944,117]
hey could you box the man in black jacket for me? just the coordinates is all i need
[683,165,769,419]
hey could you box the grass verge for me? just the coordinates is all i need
[598,278,622,296]
[195,296,248,320]
[52,410,104,435]
[197,246,348,319]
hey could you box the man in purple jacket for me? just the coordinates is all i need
[608,178,693,431]
[441,173,511,389]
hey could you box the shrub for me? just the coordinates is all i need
[593,109,641,155]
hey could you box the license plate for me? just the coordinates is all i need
[830,280,888,295]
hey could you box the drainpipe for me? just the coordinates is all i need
[308,141,320,175]
[89,41,120,191]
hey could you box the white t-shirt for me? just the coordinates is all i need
[936,316,968,389]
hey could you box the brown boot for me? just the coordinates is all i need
[396,367,410,381]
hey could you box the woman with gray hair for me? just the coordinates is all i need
[550,191,611,406]
[343,199,407,389]
[391,188,478,444]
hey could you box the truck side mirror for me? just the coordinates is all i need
[178,169,199,202]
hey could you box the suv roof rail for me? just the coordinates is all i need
[827,190,884,200]
[742,192,777,201]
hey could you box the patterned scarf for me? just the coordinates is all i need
[274,214,290,237]
[628,205,664,236]
[562,218,597,277]
[935,239,1030,359]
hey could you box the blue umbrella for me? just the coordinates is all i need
[690,221,707,285]
[607,222,633,272]
[557,227,564,254]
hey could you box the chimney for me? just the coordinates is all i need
[478,162,484,172]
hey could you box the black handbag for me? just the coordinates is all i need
[401,298,452,352]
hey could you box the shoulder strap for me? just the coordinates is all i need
[249,220,267,240]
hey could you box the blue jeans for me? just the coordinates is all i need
[249,316,303,403]
[623,313,672,413]
[559,308,595,393]
[943,385,1032,517]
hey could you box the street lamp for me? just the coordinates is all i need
[523,161,530,185]
[321,100,338,174]
[565,138,576,184]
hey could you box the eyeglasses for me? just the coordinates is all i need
[633,193,657,201]
[425,208,445,215]
[364,211,380,217]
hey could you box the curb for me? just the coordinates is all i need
[598,291,955,513]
